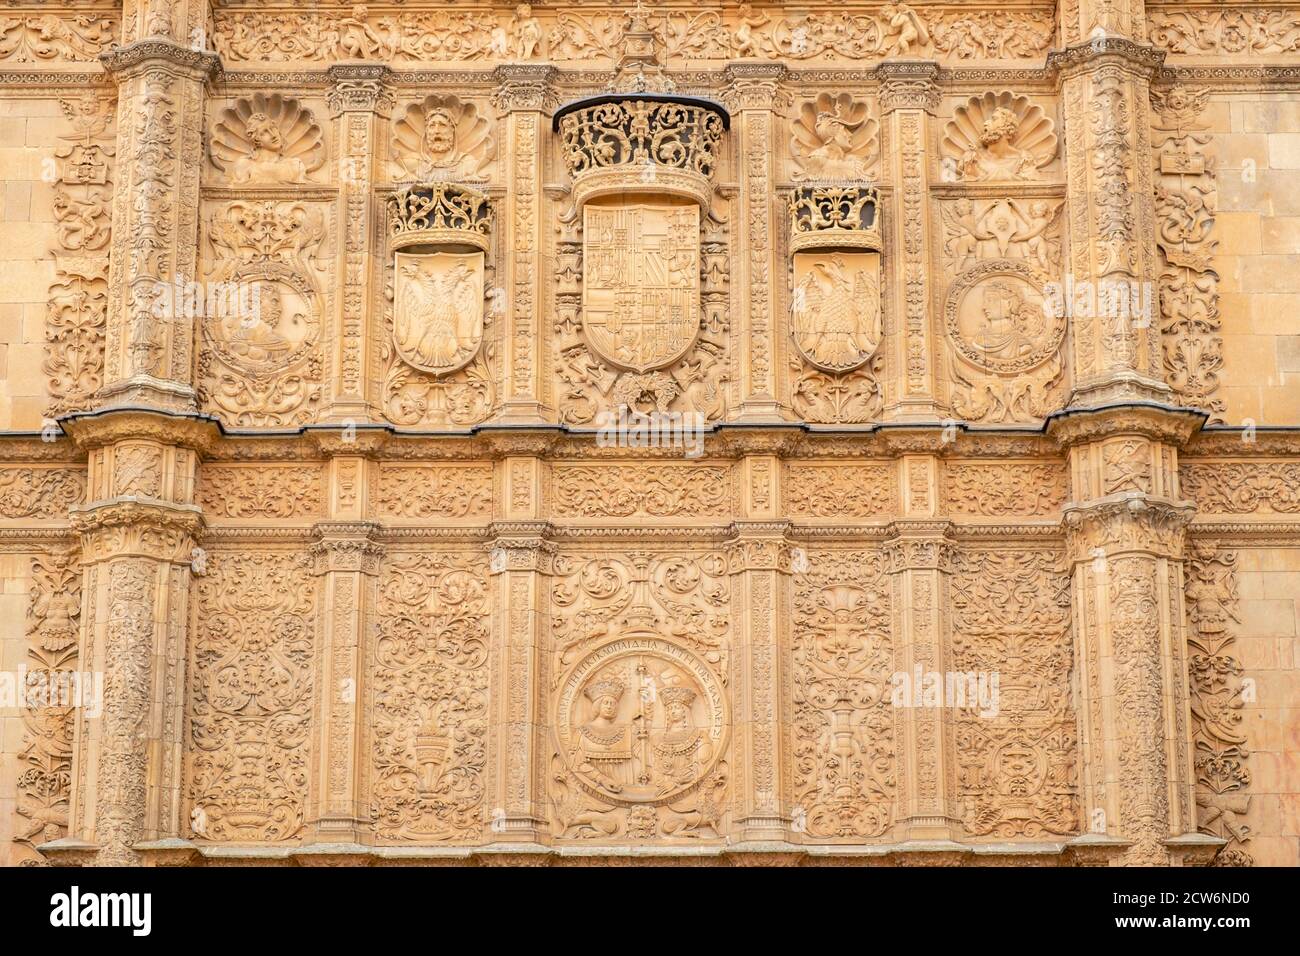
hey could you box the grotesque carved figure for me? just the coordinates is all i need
[391,94,495,182]
[941,92,1057,182]
[210,94,324,185]
[790,92,879,181]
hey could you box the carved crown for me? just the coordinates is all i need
[789,185,882,253]
[554,94,729,208]
[386,182,493,253]
[659,685,697,707]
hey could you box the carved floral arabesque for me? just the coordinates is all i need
[0,14,115,62]
[1185,543,1254,867]
[792,548,894,839]
[784,463,895,518]
[1150,10,1300,58]
[210,6,1055,65]
[0,467,85,519]
[44,96,114,417]
[1152,86,1223,421]
[371,464,493,520]
[552,465,729,520]
[197,465,324,520]
[1181,460,1300,514]
[550,551,730,840]
[950,549,1078,837]
[13,553,81,861]
[188,551,315,843]
[198,200,329,427]
[945,462,1067,517]
[371,551,490,841]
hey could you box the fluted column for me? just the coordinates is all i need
[1051,406,1219,865]
[725,64,790,423]
[325,64,394,423]
[97,9,220,411]
[51,412,214,866]
[493,65,557,425]
[885,448,961,841]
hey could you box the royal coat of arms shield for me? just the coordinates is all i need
[582,203,701,373]
[393,251,484,375]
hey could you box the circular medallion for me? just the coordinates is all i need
[205,262,320,378]
[555,635,727,807]
[944,259,1063,374]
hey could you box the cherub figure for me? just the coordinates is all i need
[733,3,770,57]
[880,3,929,55]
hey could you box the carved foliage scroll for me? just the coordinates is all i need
[1185,544,1254,866]
[950,549,1078,837]
[189,552,315,842]
[1152,86,1223,421]
[791,549,895,838]
[44,96,114,416]
[13,553,81,859]
[371,551,490,842]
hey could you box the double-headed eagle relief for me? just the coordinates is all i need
[791,253,882,373]
[582,203,701,373]
[393,251,484,376]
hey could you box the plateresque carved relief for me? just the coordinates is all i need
[789,93,879,182]
[198,201,328,427]
[390,94,495,183]
[941,92,1057,183]
[188,551,316,843]
[371,551,490,841]
[792,549,895,839]
[210,94,325,185]
[550,552,730,840]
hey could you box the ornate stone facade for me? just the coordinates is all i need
[0,1,1298,868]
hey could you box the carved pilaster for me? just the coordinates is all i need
[725,63,790,423]
[884,498,962,841]
[493,65,557,424]
[727,514,793,842]
[876,61,940,420]
[1058,0,1149,48]
[325,64,394,423]
[1051,405,1203,865]
[97,33,220,412]
[487,516,553,842]
[1051,38,1170,407]
[307,518,383,844]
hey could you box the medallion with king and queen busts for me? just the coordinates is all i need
[555,635,727,807]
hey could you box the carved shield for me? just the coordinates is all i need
[790,251,882,373]
[582,203,701,373]
[393,251,484,375]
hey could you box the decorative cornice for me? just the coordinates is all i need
[492,63,560,113]
[1048,38,1166,82]
[326,62,396,116]
[70,498,204,563]
[721,62,791,111]
[60,408,223,454]
[310,522,385,574]
[99,40,222,80]
[1046,403,1207,448]
[874,59,941,113]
